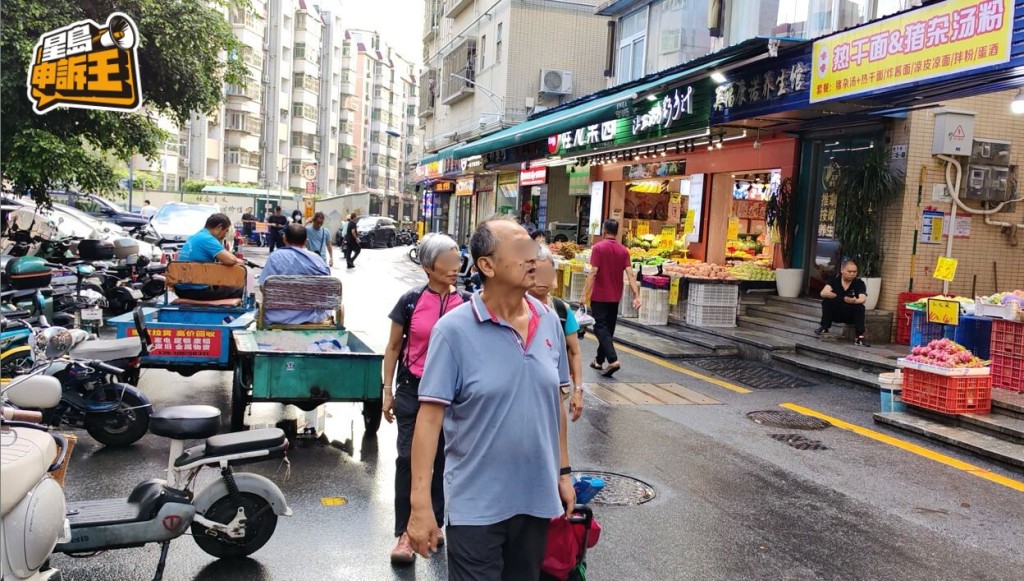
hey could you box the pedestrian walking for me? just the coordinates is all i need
[407,216,576,581]
[267,207,289,252]
[139,199,157,219]
[241,207,256,245]
[382,233,469,565]
[291,209,304,224]
[343,213,361,268]
[530,244,584,421]
[305,211,334,268]
[580,219,641,377]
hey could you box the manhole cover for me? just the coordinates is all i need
[747,410,831,430]
[769,433,828,450]
[573,471,656,506]
[687,358,813,389]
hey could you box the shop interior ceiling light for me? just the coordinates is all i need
[1012,89,1024,114]
[711,71,728,84]
[753,129,761,149]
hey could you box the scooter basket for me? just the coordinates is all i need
[51,433,77,487]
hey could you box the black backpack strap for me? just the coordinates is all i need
[552,297,569,328]
[398,285,428,376]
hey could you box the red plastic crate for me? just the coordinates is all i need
[991,354,1024,392]
[901,368,992,414]
[990,319,1024,359]
[896,292,937,345]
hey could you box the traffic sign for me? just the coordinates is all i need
[305,180,315,194]
[302,164,317,181]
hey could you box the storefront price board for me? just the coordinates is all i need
[562,266,572,289]
[659,226,676,251]
[726,217,740,241]
[933,256,958,282]
[636,221,650,237]
[683,209,696,236]
[927,298,960,327]
[669,278,680,306]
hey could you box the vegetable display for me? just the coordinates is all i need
[729,263,775,281]
[905,339,987,368]
[663,262,734,280]
[548,242,584,260]
[980,290,1024,307]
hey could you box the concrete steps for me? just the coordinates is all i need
[770,351,881,390]
[616,319,740,355]
[610,324,723,359]
[873,390,1024,471]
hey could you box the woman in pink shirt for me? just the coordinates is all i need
[381,233,470,565]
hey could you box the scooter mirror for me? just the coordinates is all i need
[3,375,61,409]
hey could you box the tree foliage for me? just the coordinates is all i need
[1,0,248,205]
[834,146,905,278]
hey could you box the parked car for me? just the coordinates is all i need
[46,190,149,230]
[356,216,398,248]
[144,202,220,249]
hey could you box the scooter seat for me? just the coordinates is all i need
[150,405,220,440]
[0,428,57,517]
[70,336,139,361]
[204,428,287,458]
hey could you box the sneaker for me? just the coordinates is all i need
[814,327,828,337]
[390,533,416,565]
[854,336,871,347]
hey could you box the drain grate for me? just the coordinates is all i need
[686,358,813,389]
[573,471,656,506]
[747,410,831,430]
[769,433,828,450]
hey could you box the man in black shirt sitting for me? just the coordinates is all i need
[815,258,870,346]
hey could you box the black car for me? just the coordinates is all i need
[46,190,149,231]
[356,216,398,248]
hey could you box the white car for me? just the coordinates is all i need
[2,202,164,262]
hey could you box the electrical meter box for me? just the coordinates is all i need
[932,110,976,155]
[969,138,1011,167]
[963,164,1014,202]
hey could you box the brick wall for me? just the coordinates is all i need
[878,89,1024,314]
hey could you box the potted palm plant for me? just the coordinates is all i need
[833,146,905,310]
[765,177,801,298]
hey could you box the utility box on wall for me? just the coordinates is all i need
[932,110,976,156]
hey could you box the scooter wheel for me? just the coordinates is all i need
[192,492,278,558]
[84,386,151,447]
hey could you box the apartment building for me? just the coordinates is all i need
[173,0,344,198]
[339,30,420,220]
[419,0,611,155]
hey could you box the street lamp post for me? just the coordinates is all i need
[449,73,505,122]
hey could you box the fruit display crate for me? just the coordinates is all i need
[954,315,993,360]
[991,354,1024,392]
[990,319,1024,359]
[975,299,1021,321]
[687,280,740,307]
[910,310,957,347]
[896,292,938,345]
[901,368,992,415]
[566,271,587,304]
[686,303,737,328]
[638,286,669,326]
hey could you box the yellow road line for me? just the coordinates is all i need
[782,403,1024,493]
[595,338,751,394]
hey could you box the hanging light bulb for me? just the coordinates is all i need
[753,128,761,150]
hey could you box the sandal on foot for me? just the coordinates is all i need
[590,360,604,371]
[601,363,621,377]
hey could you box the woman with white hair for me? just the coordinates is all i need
[530,244,585,422]
[381,233,470,565]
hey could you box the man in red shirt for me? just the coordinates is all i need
[581,219,641,377]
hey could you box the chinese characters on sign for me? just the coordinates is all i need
[127,328,223,358]
[811,0,1013,103]
[713,61,811,113]
[550,120,618,153]
[632,86,694,135]
[27,13,143,114]
[455,177,475,197]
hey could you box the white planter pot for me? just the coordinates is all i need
[864,277,882,311]
[775,268,803,298]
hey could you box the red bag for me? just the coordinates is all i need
[540,511,601,578]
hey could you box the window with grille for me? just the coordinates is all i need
[441,38,476,104]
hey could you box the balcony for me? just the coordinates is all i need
[444,0,473,19]
[423,25,437,43]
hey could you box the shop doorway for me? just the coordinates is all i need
[805,134,882,293]
[707,170,780,266]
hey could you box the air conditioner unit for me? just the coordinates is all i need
[540,70,573,95]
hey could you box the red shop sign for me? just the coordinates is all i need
[127,328,223,358]
[520,167,547,186]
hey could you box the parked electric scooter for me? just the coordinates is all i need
[1,341,72,581]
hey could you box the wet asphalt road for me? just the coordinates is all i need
[49,245,1024,581]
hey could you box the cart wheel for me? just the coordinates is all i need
[362,400,383,435]
[231,367,249,432]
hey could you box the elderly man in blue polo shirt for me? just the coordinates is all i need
[407,216,575,580]
[258,223,331,325]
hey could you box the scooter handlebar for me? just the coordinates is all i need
[1,406,44,423]
[92,361,125,376]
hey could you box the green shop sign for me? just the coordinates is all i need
[547,81,713,156]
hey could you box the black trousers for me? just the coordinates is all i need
[446,515,550,581]
[174,285,242,301]
[820,300,866,335]
[394,380,445,537]
[268,229,283,252]
[343,238,361,266]
[591,301,620,365]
